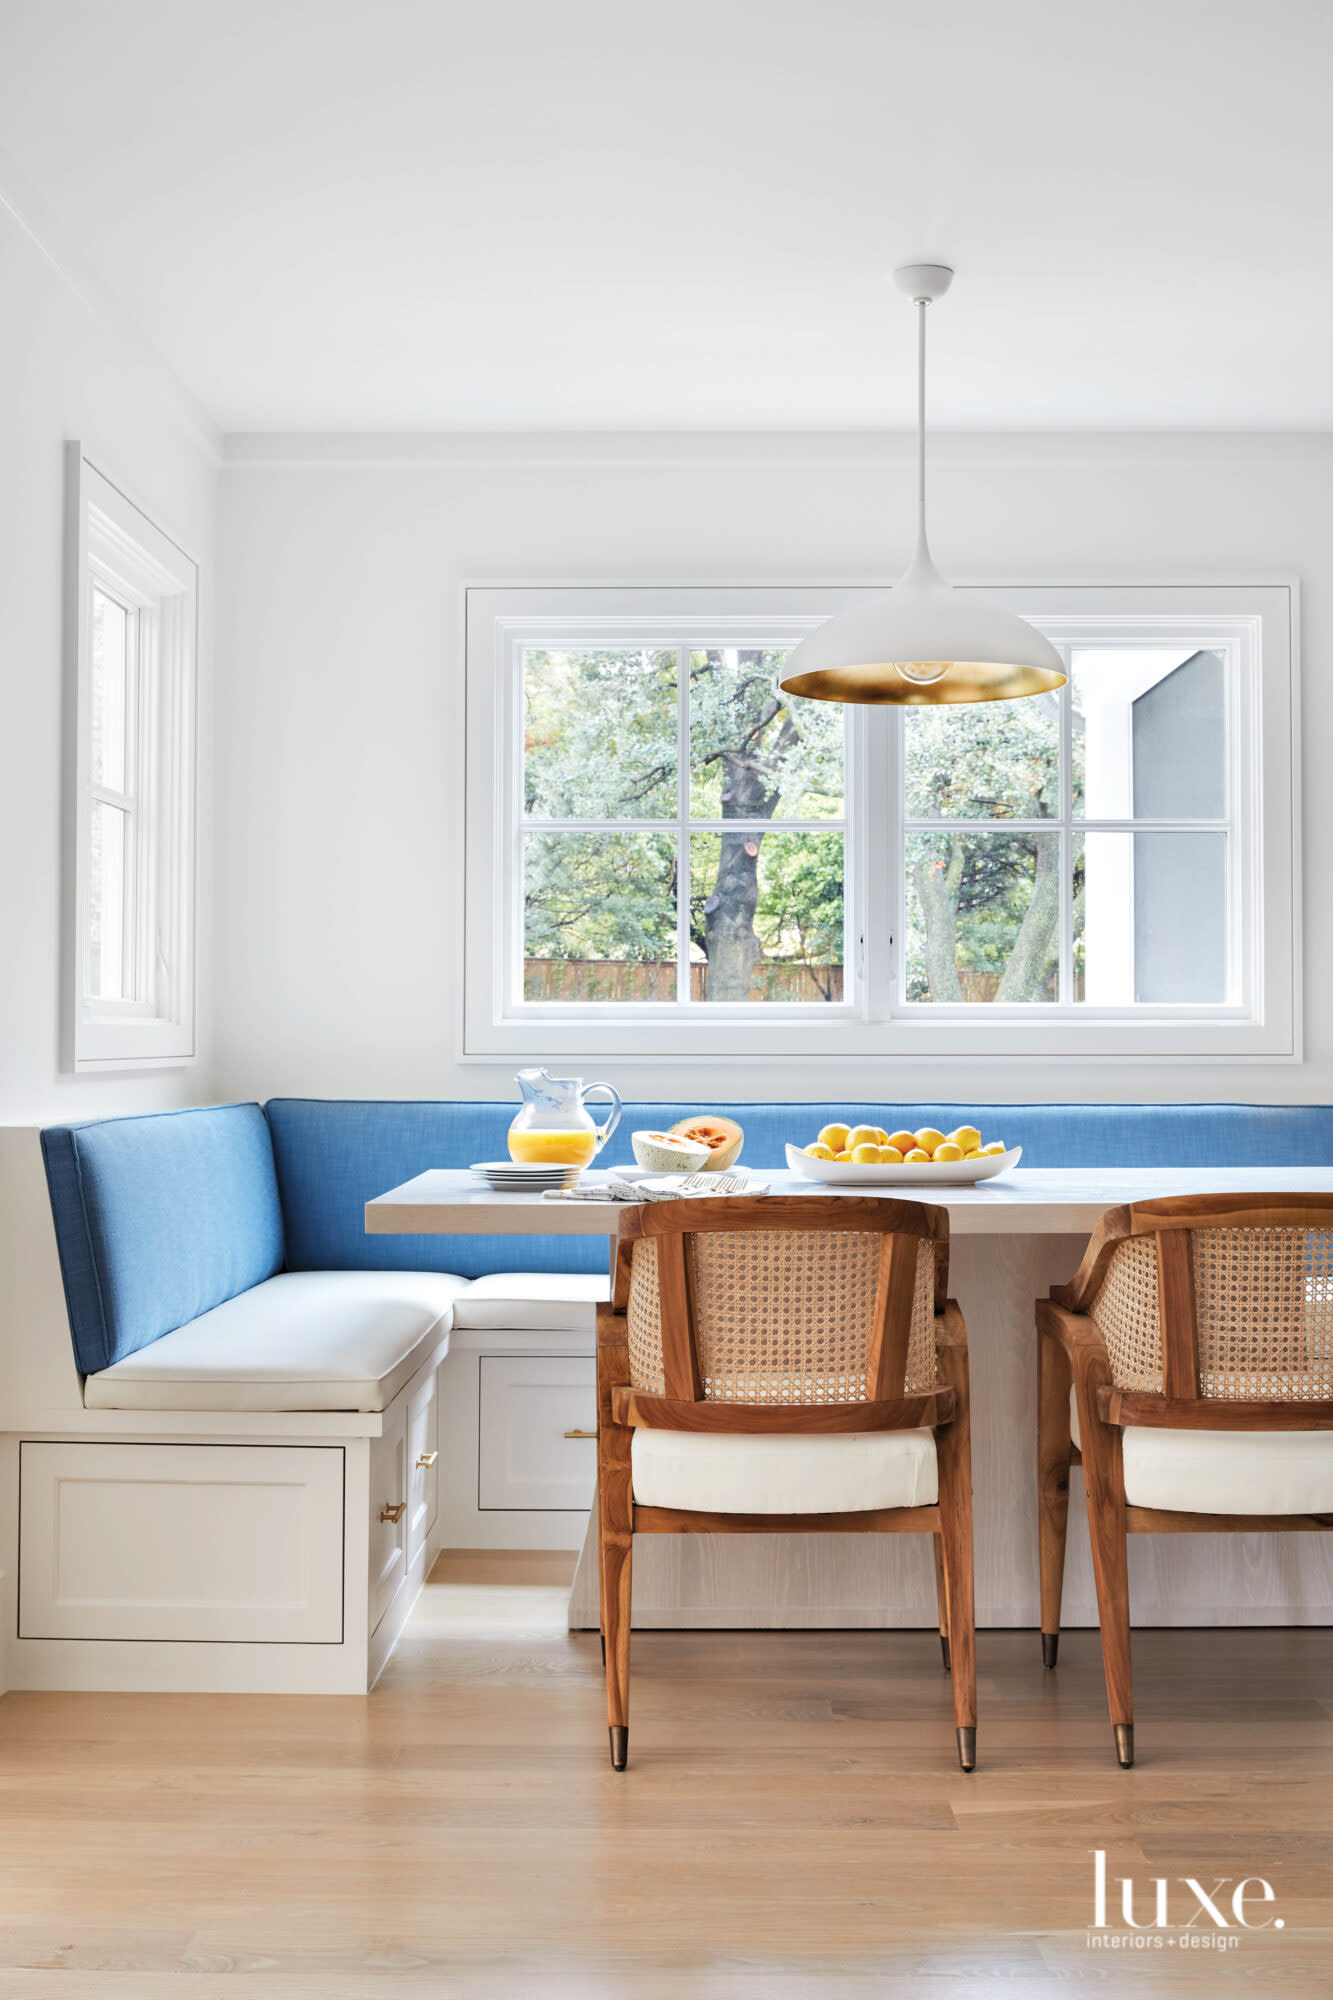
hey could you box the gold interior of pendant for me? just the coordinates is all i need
[779,660,1068,705]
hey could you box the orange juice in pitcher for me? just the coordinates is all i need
[506,1069,622,1168]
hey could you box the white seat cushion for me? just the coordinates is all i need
[1071,1389,1333,1514]
[631,1428,938,1514]
[1122,1428,1333,1514]
[451,1271,609,1333]
[84,1270,469,1413]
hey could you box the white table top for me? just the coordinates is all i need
[365,1164,1333,1239]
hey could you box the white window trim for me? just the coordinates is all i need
[463,584,1299,1063]
[67,449,198,1070]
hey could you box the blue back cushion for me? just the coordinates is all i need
[42,1105,285,1374]
[264,1097,1333,1278]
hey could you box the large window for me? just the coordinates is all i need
[70,452,198,1068]
[465,587,1297,1060]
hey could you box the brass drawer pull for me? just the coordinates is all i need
[379,1501,407,1523]
[563,1428,597,1440]
[415,1451,438,1468]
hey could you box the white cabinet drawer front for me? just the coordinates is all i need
[407,1369,440,1561]
[369,1398,409,1634]
[19,1442,344,1644]
[478,1356,596,1511]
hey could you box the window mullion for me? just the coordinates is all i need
[675,644,690,1006]
[1059,644,1073,1005]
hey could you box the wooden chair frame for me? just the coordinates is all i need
[597,1195,976,1771]
[1037,1193,1333,1767]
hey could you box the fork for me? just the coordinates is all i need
[678,1169,749,1194]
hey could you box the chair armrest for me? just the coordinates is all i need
[1038,1298,1119,1440]
[934,1299,967,1350]
[597,1302,629,1348]
[1037,1296,1109,1358]
[1050,1206,1133,1312]
[596,1304,631,1420]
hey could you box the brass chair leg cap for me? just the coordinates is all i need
[1041,1632,1059,1670]
[1114,1723,1134,1769]
[939,1633,951,1671]
[956,1726,976,1772]
[609,1725,628,1771]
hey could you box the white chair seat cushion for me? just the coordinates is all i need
[1071,1390,1333,1513]
[83,1270,469,1413]
[1123,1428,1333,1514]
[631,1427,938,1514]
[451,1272,609,1333]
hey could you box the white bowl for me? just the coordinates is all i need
[785,1142,1022,1186]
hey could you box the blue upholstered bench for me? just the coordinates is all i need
[42,1097,1333,1411]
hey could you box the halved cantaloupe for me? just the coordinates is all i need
[669,1114,744,1172]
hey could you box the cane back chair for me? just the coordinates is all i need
[596,1194,976,1771]
[1038,1193,1333,1766]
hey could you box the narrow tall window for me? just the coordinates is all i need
[71,452,197,1068]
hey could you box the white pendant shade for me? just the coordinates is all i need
[779,551,1068,707]
[780,265,1066,708]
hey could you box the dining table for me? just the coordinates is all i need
[367,1165,1333,1633]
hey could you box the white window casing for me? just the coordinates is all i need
[463,584,1299,1063]
[68,449,198,1069]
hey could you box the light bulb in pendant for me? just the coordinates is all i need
[895,660,951,686]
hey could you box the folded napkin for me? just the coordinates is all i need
[541,1173,770,1203]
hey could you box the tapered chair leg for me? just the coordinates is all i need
[603,1528,632,1769]
[596,1307,635,1771]
[1076,1368,1134,1767]
[598,1443,634,1771]
[1037,1320,1073,1670]
[932,1532,950,1670]
[935,1322,977,1772]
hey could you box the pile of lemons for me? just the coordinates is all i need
[803,1122,1008,1165]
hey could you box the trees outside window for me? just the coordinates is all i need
[465,586,1294,1062]
[522,646,845,1004]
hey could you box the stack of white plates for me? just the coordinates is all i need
[470,1160,586,1193]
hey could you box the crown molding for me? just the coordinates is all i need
[221,428,1333,473]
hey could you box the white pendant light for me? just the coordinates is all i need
[780,265,1067,707]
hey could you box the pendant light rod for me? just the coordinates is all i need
[893,263,953,579]
[915,294,929,571]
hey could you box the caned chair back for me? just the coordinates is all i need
[1065,1195,1333,1404]
[616,1195,948,1408]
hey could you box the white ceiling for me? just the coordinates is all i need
[5,0,1333,431]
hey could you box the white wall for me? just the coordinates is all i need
[215,430,1331,1107]
[0,190,218,1123]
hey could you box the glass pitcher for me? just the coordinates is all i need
[507,1068,622,1167]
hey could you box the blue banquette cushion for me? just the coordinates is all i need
[42,1098,1333,1372]
[264,1098,1333,1280]
[42,1105,285,1374]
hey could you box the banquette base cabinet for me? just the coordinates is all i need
[3,1352,444,1696]
[437,1326,596,1550]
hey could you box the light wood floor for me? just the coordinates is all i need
[0,1552,1329,1998]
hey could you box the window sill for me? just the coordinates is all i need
[462,1009,1298,1064]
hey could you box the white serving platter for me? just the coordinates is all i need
[785,1143,1023,1187]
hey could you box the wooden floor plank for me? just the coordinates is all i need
[0,1553,1328,1995]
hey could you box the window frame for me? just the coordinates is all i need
[463,584,1298,1063]
[68,450,198,1070]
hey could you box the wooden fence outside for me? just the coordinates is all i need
[524,959,844,1004]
